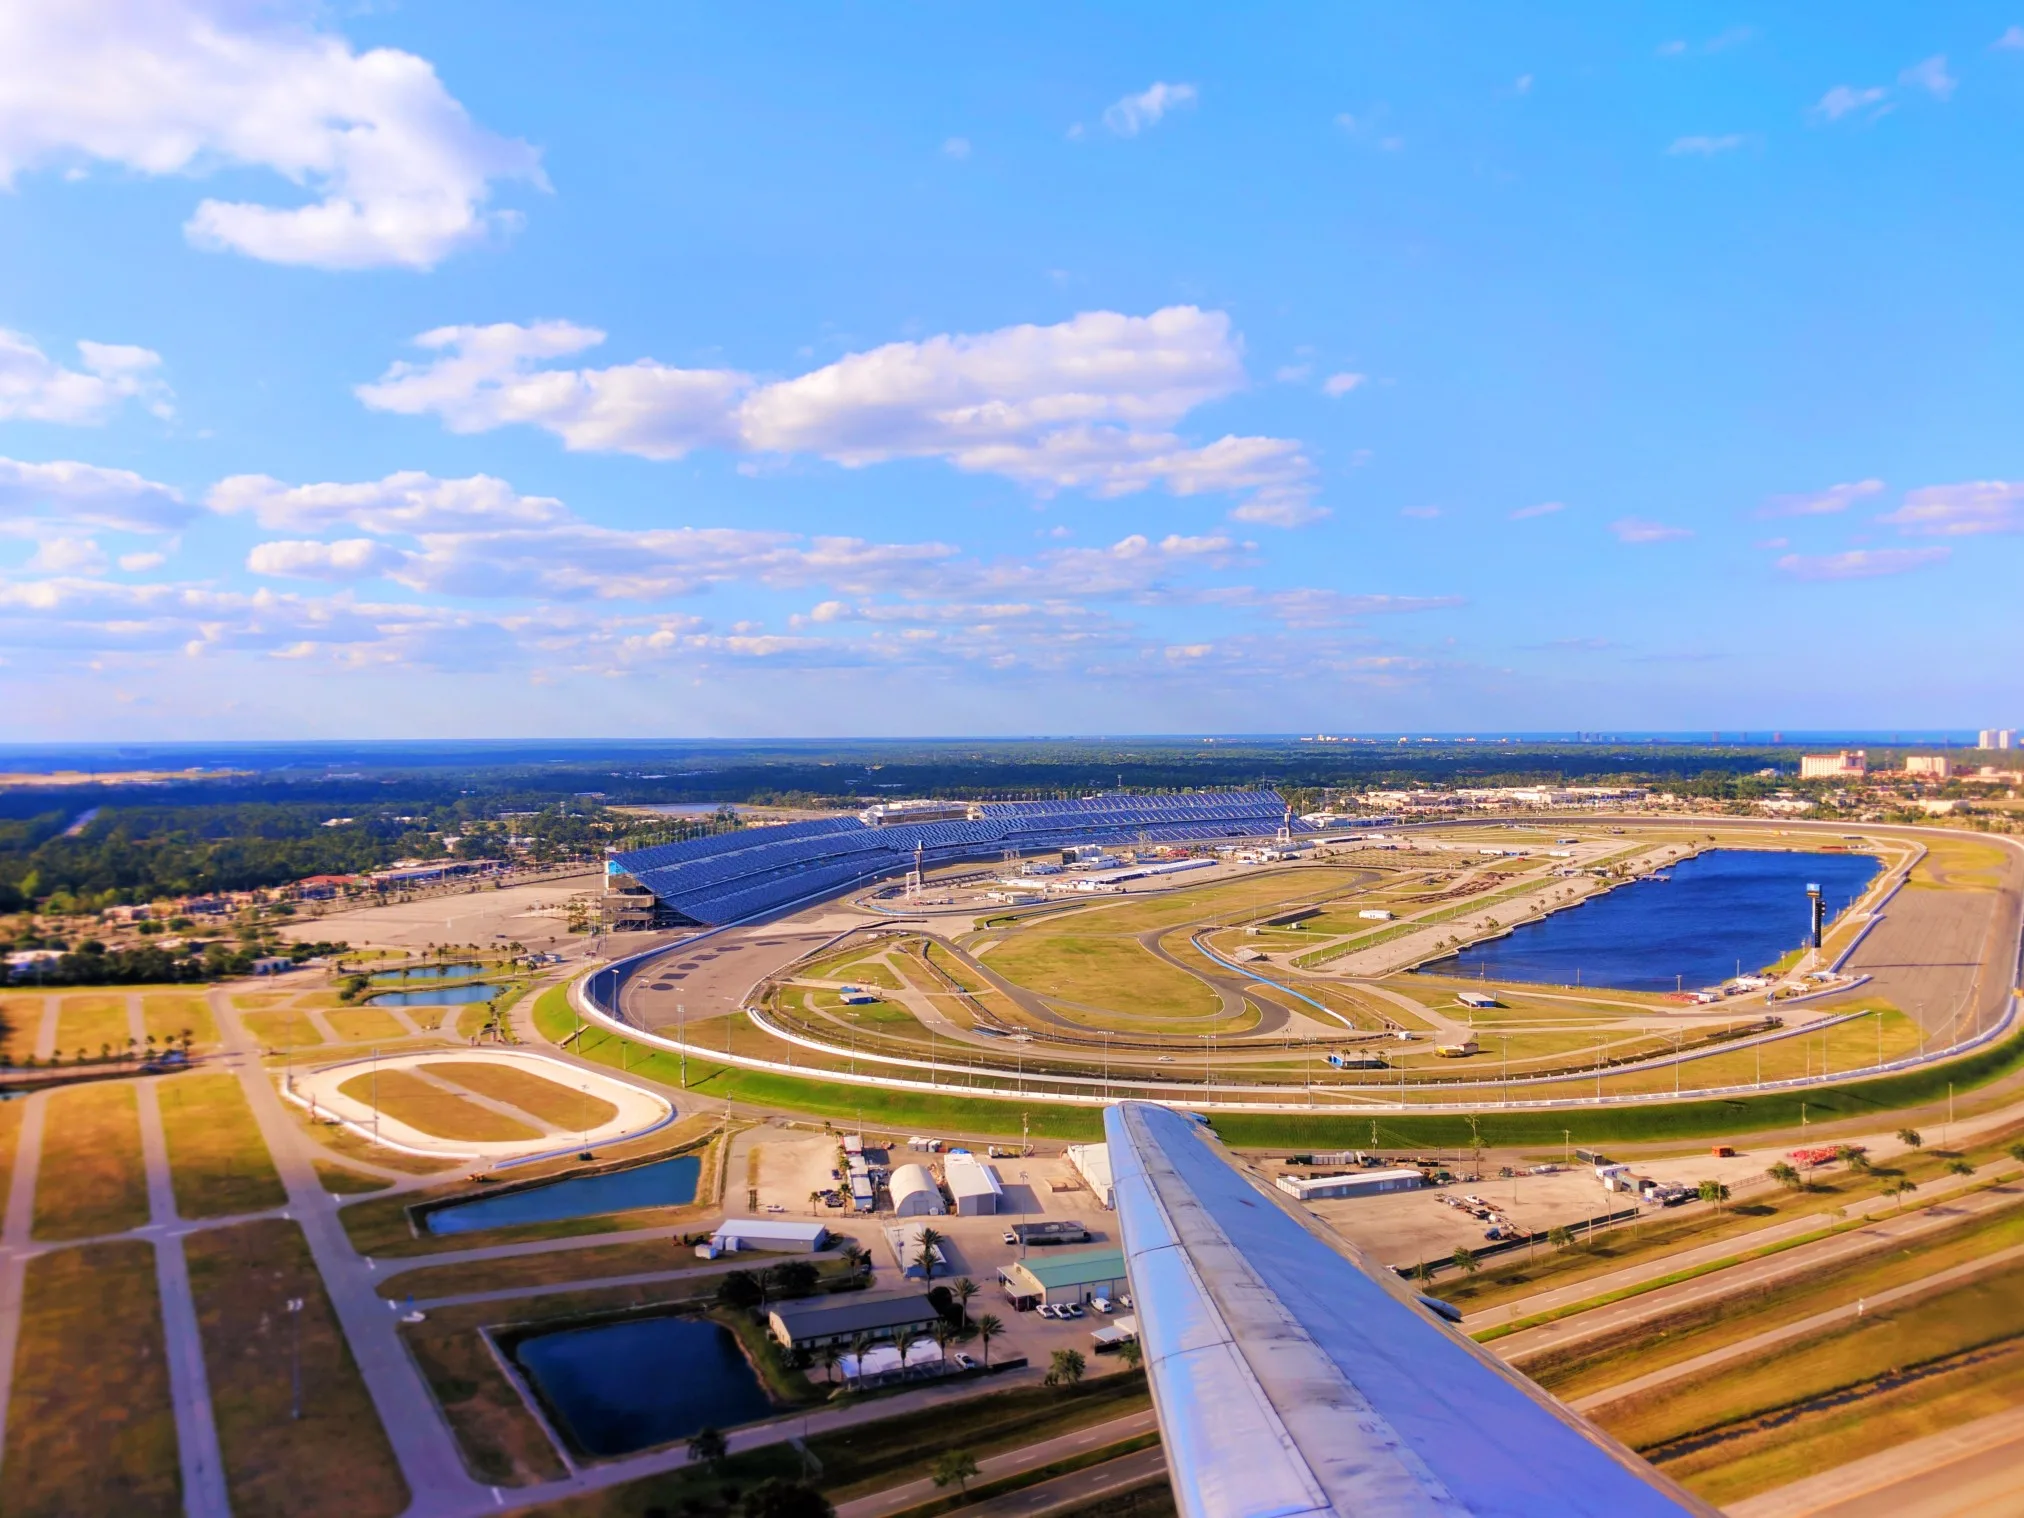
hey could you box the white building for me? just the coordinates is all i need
[1980,729,2017,751]
[944,1153,1004,1216]
[1800,751,1867,779]
[888,1162,946,1217]
[1067,1142,1115,1209]
[711,1218,830,1253]
[1904,755,1953,778]
[1275,1168,1424,1202]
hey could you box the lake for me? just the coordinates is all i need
[367,982,498,1007]
[1414,848,1881,993]
[422,1153,702,1235]
[369,962,484,983]
[516,1314,772,1456]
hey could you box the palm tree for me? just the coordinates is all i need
[1450,1246,1478,1277]
[952,1276,978,1322]
[976,1313,1003,1368]
[914,1226,945,1281]
[893,1326,920,1375]
[848,1332,873,1381]
[820,1343,842,1385]
[841,1243,870,1278]
[932,1322,956,1367]
[809,1190,822,1217]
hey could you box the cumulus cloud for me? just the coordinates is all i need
[1509,500,1564,520]
[26,536,109,575]
[0,0,543,270]
[1609,517,1693,543]
[246,538,407,581]
[1997,26,2024,49]
[359,308,1324,523]
[0,456,195,532]
[1668,134,1749,156]
[1759,478,1885,518]
[1102,82,1196,137]
[210,471,568,534]
[0,332,171,424]
[1775,547,1951,580]
[1878,480,2024,536]
[1321,371,1366,397]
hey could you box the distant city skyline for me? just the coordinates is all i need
[2,4,2020,738]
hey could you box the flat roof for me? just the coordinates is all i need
[714,1218,830,1246]
[1015,1246,1127,1289]
[769,1293,942,1338]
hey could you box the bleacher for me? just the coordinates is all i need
[609,789,1291,926]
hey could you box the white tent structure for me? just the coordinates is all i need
[889,1162,946,1216]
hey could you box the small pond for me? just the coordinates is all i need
[516,1314,772,1456]
[367,982,499,1008]
[369,962,484,983]
[1415,848,1881,993]
[423,1153,702,1236]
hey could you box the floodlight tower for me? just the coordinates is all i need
[906,840,924,902]
[1806,882,1825,950]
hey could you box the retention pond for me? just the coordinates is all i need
[515,1314,771,1456]
[422,1153,701,1235]
[367,981,498,1008]
[369,962,484,983]
[1415,848,1881,992]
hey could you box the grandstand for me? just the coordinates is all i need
[605,791,1293,927]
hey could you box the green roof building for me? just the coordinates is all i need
[998,1246,1129,1309]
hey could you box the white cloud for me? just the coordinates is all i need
[0,331,170,423]
[210,471,568,534]
[942,137,971,159]
[1513,74,1534,95]
[117,550,166,573]
[1760,478,1885,517]
[0,0,543,270]
[1668,134,1749,156]
[1813,84,1890,122]
[1775,547,1951,580]
[1997,26,2024,49]
[1273,363,1312,383]
[0,456,195,532]
[1509,500,1564,520]
[26,536,108,574]
[247,538,407,581]
[1900,55,1958,99]
[360,308,1323,522]
[1102,83,1196,138]
[1321,371,1366,397]
[1609,517,1693,543]
[1400,505,1442,520]
[1878,480,2024,536]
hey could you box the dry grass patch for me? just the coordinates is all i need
[315,1159,394,1194]
[54,993,132,1060]
[0,1098,22,1205]
[2,1241,179,1516]
[33,1079,150,1240]
[325,1007,413,1043]
[242,1010,325,1048]
[377,1234,699,1300]
[300,1115,462,1176]
[186,1220,409,1517]
[1,993,41,1061]
[428,1061,617,1130]
[336,1068,543,1143]
[157,1072,287,1218]
[141,993,217,1049]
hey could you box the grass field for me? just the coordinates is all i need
[140,993,218,1049]
[335,1069,544,1143]
[157,1072,287,1218]
[325,1007,413,1043]
[1529,1193,2024,1400]
[986,930,1221,1020]
[1600,1259,2024,1503]
[376,1234,693,1299]
[300,1116,463,1176]
[315,1159,393,1194]
[0,1097,22,1203]
[427,1060,618,1130]
[185,1220,409,1517]
[53,993,131,1060]
[1906,833,2009,892]
[0,992,40,1061]
[1,1241,180,1516]
[33,1079,151,1240]
[241,1010,325,1048]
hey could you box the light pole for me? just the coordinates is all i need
[287,1297,305,1419]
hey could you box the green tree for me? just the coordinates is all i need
[819,1343,841,1385]
[914,1226,945,1281]
[1767,1162,1803,1191]
[975,1313,1003,1367]
[1886,1176,1919,1212]
[687,1425,729,1469]
[952,1276,979,1321]
[1946,1158,1975,1177]
[2009,1142,2024,1165]
[1547,1225,1574,1251]
[1450,1246,1478,1277]
[715,1271,764,1312]
[1045,1348,1086,1388]
[1836,1145,1872,1174]
[893,1326,920,1372]
[1119,1337,1144,1372]
[1697,1179,1731,1212]
[742,1479,834,1518]
[932,1451,980,1494]
[1898,1128,1923,1151]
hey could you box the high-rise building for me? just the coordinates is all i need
[1905,755,1952,778]
[1981,729,2017,750]
[1799,751,1867,779]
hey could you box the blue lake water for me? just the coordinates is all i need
[423,1154,702,1235]
[516,1314,771,1456]
[367,982,498,1007]
[369,962,483,983]
[1414,849,1881,993]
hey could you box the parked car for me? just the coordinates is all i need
[1003,1230,1019,1245]
[954,1353,979,1370]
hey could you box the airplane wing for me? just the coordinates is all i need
[1104,1102,1715,1518]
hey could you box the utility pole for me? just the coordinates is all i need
[287,1297,305,1419]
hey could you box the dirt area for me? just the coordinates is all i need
[278,874,602,953]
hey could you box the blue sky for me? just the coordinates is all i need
[2,3,2019,739]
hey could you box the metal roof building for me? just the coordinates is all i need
[1067,1142,1115,1209]
[944,1153,1004,1216]
[888,1162,946,1217]
[711,1218,831,1252]
[1274,1169,1423,1203]
[999,1245,1129,1309]
[767,1293,943,1352]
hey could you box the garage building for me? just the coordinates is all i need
[998,1246,1129,1310]
[767,1293,943,1353]
[944,1153,1004,1216]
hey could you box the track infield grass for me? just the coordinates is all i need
[426,1060,618,1131]
[334,1068,544,1143]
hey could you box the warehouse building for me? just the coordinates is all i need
[709,1219,830,1254]
[767,1293,943,1353]
[944,1153,1004,1216]
[1275,1169,1424,1202]
[888,1163,946,1217]
[1066,1143,1114,1209]
[998,1246,1130,1310]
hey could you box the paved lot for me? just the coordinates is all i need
[280,874,604,954]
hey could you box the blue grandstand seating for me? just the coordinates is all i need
[609,789,1293,926]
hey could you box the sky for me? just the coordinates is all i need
[1,2,2020,740]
